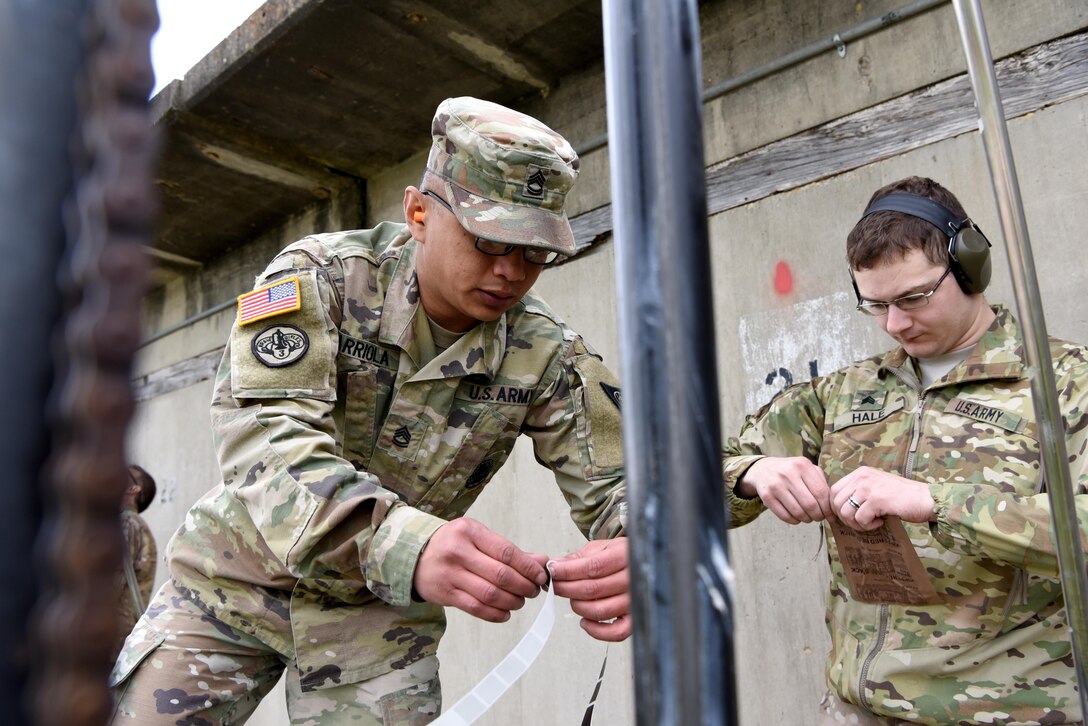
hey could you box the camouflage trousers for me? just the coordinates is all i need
[818,690,916,726]
[109,580,441,725]
[818,690,1083,726]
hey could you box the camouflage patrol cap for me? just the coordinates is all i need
[427,96,580,255]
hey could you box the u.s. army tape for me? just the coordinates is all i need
[432,562,559,725]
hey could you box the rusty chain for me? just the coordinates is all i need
[32,0,160,723]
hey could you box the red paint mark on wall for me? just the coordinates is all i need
[774,261,793,295]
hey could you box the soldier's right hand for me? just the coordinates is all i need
[412,517,549,623]
[738,456,833,524]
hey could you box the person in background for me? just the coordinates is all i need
[112,464,157,664]
[724,176,1087,726]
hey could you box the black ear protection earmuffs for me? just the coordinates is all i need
[858,193,992,295]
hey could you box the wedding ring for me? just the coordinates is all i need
[847,496,861,510]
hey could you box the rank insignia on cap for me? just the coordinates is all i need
[524,168,547,199]
[238,276,301,326]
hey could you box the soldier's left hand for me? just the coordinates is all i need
[413,518,549,623]
[549,537,631,642]
[831,466,937,531]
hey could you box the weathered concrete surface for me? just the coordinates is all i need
[148,0,607,267]
[131,1,1088,723]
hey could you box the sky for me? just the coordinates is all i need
[151,0,267,95]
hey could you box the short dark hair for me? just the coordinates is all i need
[846,176,968,271]
[128,465,156,513]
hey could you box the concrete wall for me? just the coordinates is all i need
[131,1,1088,723]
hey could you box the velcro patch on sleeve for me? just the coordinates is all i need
[238,276,302,326]
[231,270,334,400]
[573,355,624,474]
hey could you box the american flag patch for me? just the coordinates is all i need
[238,276,301,325]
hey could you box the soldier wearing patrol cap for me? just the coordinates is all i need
[109,97,630,725]
[725,176,1088,725]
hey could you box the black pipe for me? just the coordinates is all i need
[602,0,737,723]
[0,0,86,720]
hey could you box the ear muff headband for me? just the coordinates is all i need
[861,192,992,294]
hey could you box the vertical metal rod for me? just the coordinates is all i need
[0,0,86,720]
[951,1,1088,719]
[602,1,736,724]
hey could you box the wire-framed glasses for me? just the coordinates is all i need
[421,190,559,265]
[856,266,953,316]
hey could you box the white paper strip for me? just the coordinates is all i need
[432,561,558,725]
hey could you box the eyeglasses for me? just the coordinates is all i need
[855,266,953,316]
[421,190,559,265]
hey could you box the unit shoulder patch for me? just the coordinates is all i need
[252,324,309,368]
[238,276,302,326]
[600,382,622,410]
[572,355,623,474]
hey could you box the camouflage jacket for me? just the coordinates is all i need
[723,305,1087,725]
[114,509,156,658]
[166,222,626,690]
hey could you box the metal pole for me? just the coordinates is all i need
[952,1,1088,720]
[0,0,86,720]
[602,1,736,724]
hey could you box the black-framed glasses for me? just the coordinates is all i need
[421,190,559,265]
[855,266,953,316]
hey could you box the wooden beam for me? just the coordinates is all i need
[567,31,1088,258]
[133,347,222,402]
[136,32,1088,401]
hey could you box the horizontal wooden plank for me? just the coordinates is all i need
[133,347,223,402]
[567,31,1088,257]
[137,32,1088,401]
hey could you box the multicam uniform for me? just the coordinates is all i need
[112,508,156,662]
[724,306,1087,726]
[110,223,626,724]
